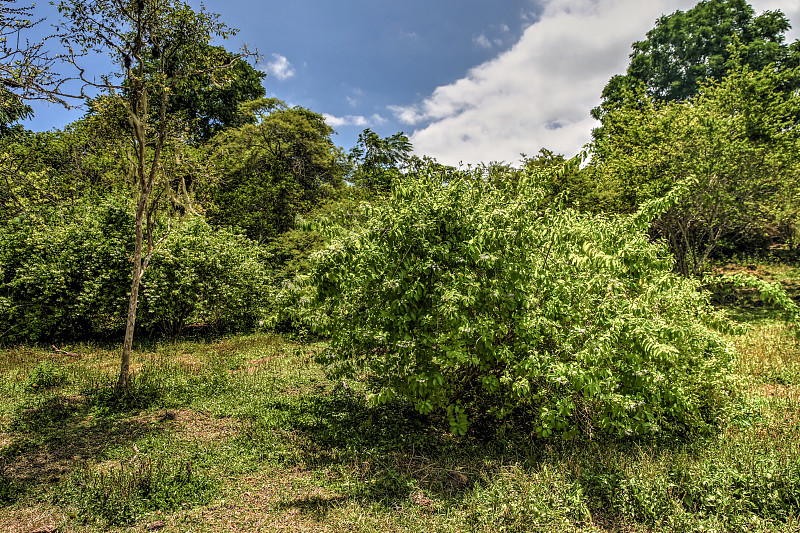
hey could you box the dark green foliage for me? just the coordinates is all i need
[0,103,140,223]
[206,99,345,242]
[590,64,800,275]
[161,45,266,144]
[593,0,800,123]
[0,199,269,344]
[292,163,738,437]
[0,86,31,134]
[0,470,19,504]
[0,199,135,342]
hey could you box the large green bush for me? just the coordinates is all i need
[138,216,271,334]
[0,201,134,342]
[0,198,269,343]
[294,165,739,437]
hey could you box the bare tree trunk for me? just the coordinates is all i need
[117,194,148,389]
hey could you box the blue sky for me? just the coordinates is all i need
[24,0,800,165]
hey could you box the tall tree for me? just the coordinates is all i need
[206,98,345,242]
[348,128,412,193]
[590,63,800,276]
[57,0,243,388]
[164,44,265,144]
[592,0,800,124]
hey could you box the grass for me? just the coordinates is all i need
[1,279,800,531]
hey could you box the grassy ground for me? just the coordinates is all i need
[1,272,800,531]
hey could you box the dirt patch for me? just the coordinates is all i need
[0,504,67,533]
[758,383,799,400]
[136,409,240,442]
[175,468,339,532]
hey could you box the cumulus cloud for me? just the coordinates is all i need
[261,54,296,81]
[323,113,387,128]
[389,0,708,165]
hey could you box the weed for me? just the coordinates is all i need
[63,454,217,526]
[0,464,20,504]
[24,360,67,392]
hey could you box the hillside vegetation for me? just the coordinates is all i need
[1,0,799,531]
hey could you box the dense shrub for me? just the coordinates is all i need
[292,165,739,437]
[0,198,269,343]
[138,216,271,334]
[0,200,134,342]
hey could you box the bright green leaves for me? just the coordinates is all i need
[297,163,738,439]
[447,405,469,436]
[592,63,800,276]
[594,0,799,112]
[0,199,269,343]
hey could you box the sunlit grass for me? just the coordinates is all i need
[1,314,800,531]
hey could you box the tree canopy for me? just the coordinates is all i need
[161,44,265,143]
[590,62,800,276]
[206,98,345,242]
[592,0,800,124]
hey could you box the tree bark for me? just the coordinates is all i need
[117,194,148,389]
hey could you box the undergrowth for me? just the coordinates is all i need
[0,317,797,531]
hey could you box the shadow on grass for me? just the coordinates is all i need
[237,390,667,512]
[236,385,800,530]
[0,379,172,499]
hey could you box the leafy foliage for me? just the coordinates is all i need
[713,272,799,330]
[25,360,68,392]
[348,128,412,193]
[290,164,738,437]
[162,45,265,144]
[138,216,270,334]
[0,199,269,344]
[206,98,345,242]
[593,0,800,122]
[591,63,800,275]
[57,0,246,387]
[0,108,132,222]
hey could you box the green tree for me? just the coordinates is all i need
[348,128,412,193]
[164,44,265,143]
[593,0,800,124]
[590,63,800,276]
[206,98,344,241]
[0,96,137,221]
[1,0,77,126]
[57,0,242,388]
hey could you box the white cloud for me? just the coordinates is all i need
[346,88,365,108]
[323,113,387,128]
[474,33,493,49]
[389,0,721,165]
[261,54,296,81]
